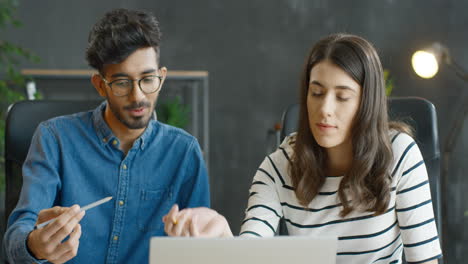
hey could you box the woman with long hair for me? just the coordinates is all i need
[163,33,442,264]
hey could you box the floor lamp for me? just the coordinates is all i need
[412,42,468,261]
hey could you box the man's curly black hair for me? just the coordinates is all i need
[86,8,161,74]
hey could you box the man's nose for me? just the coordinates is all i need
[129,81,146,100]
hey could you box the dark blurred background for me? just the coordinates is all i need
[1,1,467,263]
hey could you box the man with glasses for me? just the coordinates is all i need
[4,8,210,264]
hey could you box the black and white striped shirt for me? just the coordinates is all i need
[240,132,442,264]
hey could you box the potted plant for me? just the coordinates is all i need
[0,0,39,241]
[157,96,190,129]
[384,69,394,96]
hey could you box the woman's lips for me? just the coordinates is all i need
[316,123,337,131]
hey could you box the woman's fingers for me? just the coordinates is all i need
[163,204,179,235]
[168,204,179,224]
[164,207,232,238]
[190,214,200,237]
[173,209,192,236]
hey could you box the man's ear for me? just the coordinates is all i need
[91,74,107,98]
[158,66,168,92]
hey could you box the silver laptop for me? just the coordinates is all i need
[150,236,337,264]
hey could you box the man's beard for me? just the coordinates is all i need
[108,100,154,129]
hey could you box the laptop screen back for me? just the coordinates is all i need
[150,236,336,264]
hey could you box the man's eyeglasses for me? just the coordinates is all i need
[101,75,163,97]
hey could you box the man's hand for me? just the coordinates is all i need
[27,205,85,264]
[163,204,233,238]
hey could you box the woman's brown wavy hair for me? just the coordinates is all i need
[290,33,410,216]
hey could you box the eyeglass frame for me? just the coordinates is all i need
[100,74,164,97]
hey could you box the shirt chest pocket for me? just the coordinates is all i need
[137,188,173,232]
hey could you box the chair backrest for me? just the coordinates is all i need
[279,97,442,240]
[4,100,102,223]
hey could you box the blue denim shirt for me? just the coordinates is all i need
[4,102,210,263]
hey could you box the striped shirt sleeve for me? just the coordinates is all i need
[240,155,284,237]
[393,133,442,263]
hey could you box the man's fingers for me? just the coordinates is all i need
[51,242,80,264]
[48,208,85,244]
[27,206,85,262]
[54,224,82,263]
[43,205,81,238]
[37,206,67,224]
[52,224,82,259]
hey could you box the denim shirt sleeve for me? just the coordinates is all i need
[3,122,60,263]
[178,138,210,209]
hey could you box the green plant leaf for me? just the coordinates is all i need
[157,97,190,129]
[384,69,394,96]
[0,0,39,192]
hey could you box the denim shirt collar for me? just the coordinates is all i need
[92,101,156,150]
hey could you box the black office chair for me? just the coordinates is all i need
[4,100,102,225]
[278,97,442,262]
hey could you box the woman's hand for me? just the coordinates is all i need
[163,204,233,238]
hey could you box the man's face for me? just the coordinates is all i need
[95,47,166,130]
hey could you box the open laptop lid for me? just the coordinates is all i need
[150,236,337,264]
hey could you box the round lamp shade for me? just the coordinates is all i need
[412,50,439,79]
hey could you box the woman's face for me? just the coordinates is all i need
[307,60,362,151]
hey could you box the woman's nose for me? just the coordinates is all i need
[319,94,335,117]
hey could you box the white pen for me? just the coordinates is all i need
[34,196,113,230]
